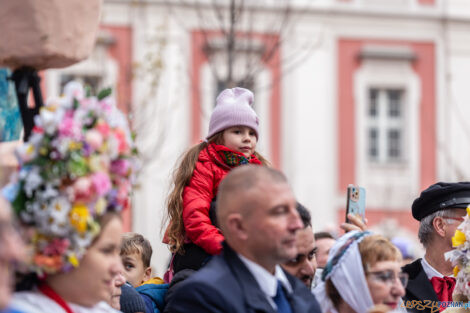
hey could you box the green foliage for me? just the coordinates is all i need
[11,184,26,215]
[97,88,112,101]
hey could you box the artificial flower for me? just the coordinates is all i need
[453,229,466,247]
[43,238,70,256]
[85,129,104,150]
[69,204,90,234]
[73,176,93,202]
[8,81,138,275]
[92,172,112,196]
[110,159,131,177]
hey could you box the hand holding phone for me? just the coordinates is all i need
[346,184,366,223]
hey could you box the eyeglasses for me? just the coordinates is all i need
[442,216,465,223]
[367,270,409,288]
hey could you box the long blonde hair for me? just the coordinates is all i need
[164,131,269,254]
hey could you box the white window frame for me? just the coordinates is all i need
[355,58,421,209]
[367,87,405,164]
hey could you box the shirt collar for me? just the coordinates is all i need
[421,257,445,279]
[238,254,293,298]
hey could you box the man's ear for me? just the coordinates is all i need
[432,216,446,238]
[143,266,152,282]
[225,213,248,240]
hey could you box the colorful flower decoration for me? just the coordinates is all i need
[4,81,138,276]
[446,205,470,298]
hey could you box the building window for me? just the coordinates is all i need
[367,88,404,163]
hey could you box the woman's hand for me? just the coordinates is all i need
[340,213,368,232]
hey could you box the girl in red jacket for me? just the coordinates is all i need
[164,87,269,275]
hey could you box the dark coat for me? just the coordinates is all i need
[402,258,439,313]
[164,242,322,313]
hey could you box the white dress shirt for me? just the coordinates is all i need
[238,254,293,310]
[421,257,446,279]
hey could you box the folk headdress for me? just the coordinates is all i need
[3,81,138,276]
[313,230,374,313]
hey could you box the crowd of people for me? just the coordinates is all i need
[1,84,470,313]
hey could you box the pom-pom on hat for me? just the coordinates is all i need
[206,87,259,139]
[411,182,470,221]
[4,81,138,276]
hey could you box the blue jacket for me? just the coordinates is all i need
[136,282,169,313]
[164,242,322,313]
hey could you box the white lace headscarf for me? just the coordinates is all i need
[313,231,374,313]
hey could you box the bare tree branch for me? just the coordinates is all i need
[211,0,229,37]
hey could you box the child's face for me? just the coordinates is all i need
[222,126,257,157]
[121,252,151,287]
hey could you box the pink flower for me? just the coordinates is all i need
[85,130,103,150]
[117,181,131,210]
[43,238,70,256]
[98,98,115,114]
[113,129,129,154]
[110,159,131,176]
[73,176,93,202]
[96,121,110,137]
[92,172,112,197]
[58,113,79,138]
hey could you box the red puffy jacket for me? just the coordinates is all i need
[182,143,261,255]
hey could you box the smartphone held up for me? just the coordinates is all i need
[346,184,366,223]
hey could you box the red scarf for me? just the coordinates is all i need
[207,143,262,169]
[39,282,75,313]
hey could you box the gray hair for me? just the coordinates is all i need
[418,209,462,248]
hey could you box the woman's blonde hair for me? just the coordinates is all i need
[326,234,403,310]
[359,234,402,271]
[164,131,269,254]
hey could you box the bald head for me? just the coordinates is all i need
[216,165,302,272]
[217,165,287,232]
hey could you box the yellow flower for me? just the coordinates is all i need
[68,253,79,268]
[69,204,90,234]
[95,197,107,215]
[89,221,101,237]
[466,205,470,216]
[69,141,83,150]
[452,229,466,247]
[26,144,35,155]
[454,265,460,277]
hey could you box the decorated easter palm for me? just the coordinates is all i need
[444,206,470,312]
[4,82,138,276]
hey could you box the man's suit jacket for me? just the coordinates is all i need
[402,258,439,313]
[164,243,322,313]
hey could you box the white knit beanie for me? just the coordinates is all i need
[206,87,259,139]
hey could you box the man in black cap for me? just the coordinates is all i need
[402,182,470,313]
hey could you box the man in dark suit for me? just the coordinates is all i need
[403,182,470,313]
[164,165,322,313]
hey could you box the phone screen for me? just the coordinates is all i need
[346,185,366,223]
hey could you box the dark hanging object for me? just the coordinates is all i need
[10,67,44,141]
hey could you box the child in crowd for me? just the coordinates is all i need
[164,87,269,275]
[121,233,168,313]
